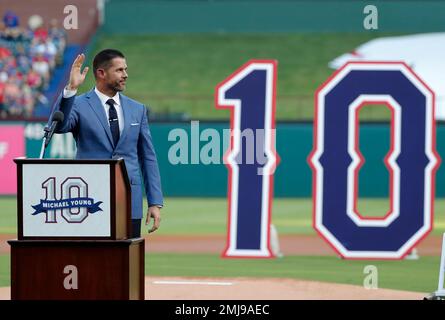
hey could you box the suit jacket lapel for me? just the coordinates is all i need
[116,93,131,149]
[86,90,115,147]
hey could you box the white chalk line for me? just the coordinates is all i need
[152,280,234,286]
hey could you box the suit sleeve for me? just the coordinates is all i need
[138,106,164,206]
[49,92,79,134]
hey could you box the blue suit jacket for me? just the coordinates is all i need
[51,89,163,219]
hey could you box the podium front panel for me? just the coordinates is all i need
[21,163,112,238]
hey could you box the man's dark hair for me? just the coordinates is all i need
[93,49,125,78]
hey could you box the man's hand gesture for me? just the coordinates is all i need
[146,206,161,234]
[67,53,89,91]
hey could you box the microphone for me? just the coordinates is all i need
[45,111,64,147]
[39,111,65,159]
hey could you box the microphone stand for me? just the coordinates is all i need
[39,126,52,159]
[39,111,64,159]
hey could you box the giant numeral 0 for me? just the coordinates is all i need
[309,62,440,259]
[216,60,278,258]
[42,177,89,223]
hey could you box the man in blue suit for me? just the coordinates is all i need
[52,49,163,237]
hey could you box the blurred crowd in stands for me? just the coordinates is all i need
[0,11,67,119]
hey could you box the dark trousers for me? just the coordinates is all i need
[131,219,141,238]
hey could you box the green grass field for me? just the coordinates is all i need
[147,253,440,293]
[79,33,403,121]
[0,255,8,288]
[0,252,439,292]
[1,196,443,293]
[2,196,445,236]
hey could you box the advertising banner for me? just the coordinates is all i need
[0,125,25,194]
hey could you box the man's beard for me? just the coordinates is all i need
[108,81,125,92]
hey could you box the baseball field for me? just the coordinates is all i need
[1,31,444,299]
[0,196,443,299]
[76,32,445,298]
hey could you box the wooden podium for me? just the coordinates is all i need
[9,159,144,300]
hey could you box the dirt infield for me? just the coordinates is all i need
[0,276,426,300]
[1,233,443,255]
[0,233,435,300]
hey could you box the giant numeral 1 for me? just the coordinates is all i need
[216,60,278,258]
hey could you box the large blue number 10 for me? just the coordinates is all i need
[217,61,439,260]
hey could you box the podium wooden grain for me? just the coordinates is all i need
[9,238,145,300]
[10,159,144,300]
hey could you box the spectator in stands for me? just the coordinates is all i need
[2,11,25,42]
[0,70,7,83]
[26,69,41,89]
[3,76,21,116]
[32,51,50,89]
[20,81,34,117]
[45,38,58,70]
[0,11,66,118]
[48,19,67,65]
[3,11,19,28]
[0,46,11,59]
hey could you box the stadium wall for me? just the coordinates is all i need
[102,0,445,34]
[2,121,445,197]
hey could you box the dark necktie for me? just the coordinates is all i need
[106,99,120,146]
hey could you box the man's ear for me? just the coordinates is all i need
[96,68,105,79]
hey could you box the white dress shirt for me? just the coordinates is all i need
[63,86,125,134]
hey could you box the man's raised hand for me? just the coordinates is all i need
[67,53,89,91]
